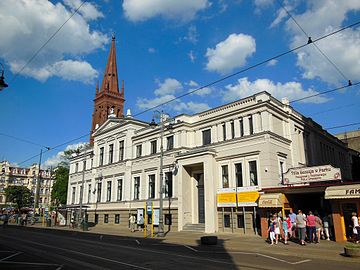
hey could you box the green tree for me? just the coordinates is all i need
[51,166,69,205]
[5,186,33,209]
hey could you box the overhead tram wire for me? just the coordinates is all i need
[276,0,350,83]
[9,0,88,84]
[14,20,360,166]
[133,19,360,117]
[290,81,360,103]
[0,132,48,148]
[325,122,360,131]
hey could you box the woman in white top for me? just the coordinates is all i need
[352,212,360,243]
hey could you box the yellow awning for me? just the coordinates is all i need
[258,193,283,208]
[325,184,360,199]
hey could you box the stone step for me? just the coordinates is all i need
[182,223,205,232]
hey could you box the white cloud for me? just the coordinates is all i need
[188,50,196,63]
[148,48,156,53]
[223,77,330,104]
[43,142,88,168]
[64,0,104,21]
[136,78,211,114]
[267,59,278,66]
[154,78,183,96]
[184,25,198,44]
[278,1,360,84]
[0,0,107,83]
[254,0,274,14]
[123,0,210,22]
[205,33,256,74]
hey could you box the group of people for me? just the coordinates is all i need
[268,209,332,246]
[128,213,144,232]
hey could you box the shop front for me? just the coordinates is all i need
[325,183,360,242]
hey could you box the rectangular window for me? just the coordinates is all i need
[150,140,157,154]
[279,161,284,183]
[75,163,78,173]
[249,115,254,135]
[71,187,76,204]
[235,163,243,187]
[222,123,226,141]
[97,181,102,202]
[136,145,142,158]
[224,214,231,228]
[87,184,91,203]
[99,147,104,166]
[109,144,114,164]
[237,214,244,228]
[95,214,99,224]
[165,172,173,198]
[106,181,112,202]
[117,179,123,201]
[222,165,229,188]
[104,214,109,224]
[148,174,155,199]
[231,121,235,139]
[119,140,124,161]
[239,118,244,137]
[249,161,258,186]
[83,160,86,171]
[134,177,140,200]
[202,129,211,146]
[166,136,174,150]
[115,214,120,224]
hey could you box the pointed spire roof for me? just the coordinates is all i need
[100,34,120,94]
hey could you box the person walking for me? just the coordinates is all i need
[282,216,289,244]
[289,209,297,239]
[128,215,136,232]
[268,217,276,245]
[273,214,281,244]
[307,211,316,243]
[315,213,323,243]
[296,210,307,245]
[352,212,360,243]
[138,214,144,232]
[322,215,331,240]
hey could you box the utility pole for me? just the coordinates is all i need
[33,147,50,212]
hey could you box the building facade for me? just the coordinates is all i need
[67,91,356,235]
[0,161,53,208]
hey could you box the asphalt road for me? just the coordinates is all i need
[0,226,358,270]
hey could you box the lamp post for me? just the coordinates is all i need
[78,151,94,230]
[0,63,9,91]
[34,147,50,211]
[150,110,172,237]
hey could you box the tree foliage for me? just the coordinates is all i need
[51,166,69,205]
[5,186,33,209]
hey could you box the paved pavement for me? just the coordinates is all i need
[0,223,358,269]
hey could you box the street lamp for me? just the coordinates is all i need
[78,150,94,230]
[150,110,173,237]
[0,63,9,91]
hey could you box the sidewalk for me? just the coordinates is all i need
[23,223,359,264]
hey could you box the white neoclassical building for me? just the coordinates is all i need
[67,91,354,234]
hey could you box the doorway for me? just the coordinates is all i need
[342,203,358,239]
[195,173,205,223]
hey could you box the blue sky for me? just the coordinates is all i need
[0,0,359,168]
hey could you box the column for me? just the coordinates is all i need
[203,155,217,233]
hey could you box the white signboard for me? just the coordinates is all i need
[217,187,237,207]
[153,208,159,225]
[283,165,341,185]
[137,208,144,223]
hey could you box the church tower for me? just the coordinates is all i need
[90,35,125,144]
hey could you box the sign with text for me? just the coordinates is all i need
[283,165,341,185]
[217,188,237,207]
[237,191,259,207]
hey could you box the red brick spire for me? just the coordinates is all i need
[90,34,125,145]
[100,34,119,94]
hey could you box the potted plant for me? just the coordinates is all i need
[344,243,360,257]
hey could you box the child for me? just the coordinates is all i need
[283,217,289,244]
[268,217,276,245]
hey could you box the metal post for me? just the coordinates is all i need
[78,159,86,227]
[243,206,246,234]
[158,113,165,237]
[254,206,258,235]
[34,149,43,210]
[222,207,225,232]
[231,207,234,233]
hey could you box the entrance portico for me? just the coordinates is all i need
[177,150,217,233]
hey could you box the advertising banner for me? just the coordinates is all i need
[283,165,341,185]
[237,191,259,207]
[217,188,237,207]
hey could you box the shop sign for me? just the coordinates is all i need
[153,209,159,225]
[283,165,341,185]
[325,184,360,199]
[217,188,237,207]
[237,191,259,207]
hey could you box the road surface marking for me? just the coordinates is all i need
[136,240,141,245]
[198,250,311,265]
[2,235,151,270]
[0,261,61,266]
[0,251,22,261]
[183,245,198,252]
[55,265,64,270]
